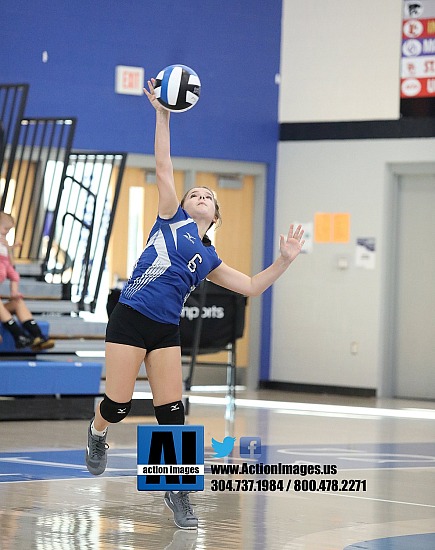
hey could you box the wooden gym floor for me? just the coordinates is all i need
[0,388,434,549]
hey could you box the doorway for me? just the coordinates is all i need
[108,159,266,374]
[391,173,435,399]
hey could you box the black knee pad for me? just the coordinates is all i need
[154,400,185,425]
[99,393,132,423]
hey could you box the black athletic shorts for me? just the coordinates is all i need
[105,302,180,351]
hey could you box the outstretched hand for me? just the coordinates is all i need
[279,224,305,263]
[143,79,167,113]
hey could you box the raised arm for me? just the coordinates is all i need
[207,224,305,296]
[144,80,179,219]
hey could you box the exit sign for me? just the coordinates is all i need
[115,65,144,96]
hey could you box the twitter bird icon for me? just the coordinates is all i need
[211,436,236,458]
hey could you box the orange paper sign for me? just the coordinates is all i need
[314,213,350,243]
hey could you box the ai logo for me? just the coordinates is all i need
[137,425,204,491]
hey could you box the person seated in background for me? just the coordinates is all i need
[0,211,23,298]
[0,211,55,351]
[0,296,55,350]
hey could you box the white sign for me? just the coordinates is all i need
[355,238,376,270]
[294,221,313,254]
[115,65,144,96]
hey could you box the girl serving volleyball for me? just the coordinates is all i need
[85,74,305,530]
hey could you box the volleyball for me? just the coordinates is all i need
[154,65,201,112]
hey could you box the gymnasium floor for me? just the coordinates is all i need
[0,388,434,550]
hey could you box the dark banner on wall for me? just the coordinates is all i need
[401,0,435,115]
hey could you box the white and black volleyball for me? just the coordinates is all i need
[154,65,201,112]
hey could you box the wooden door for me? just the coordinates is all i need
[108,167,254,367]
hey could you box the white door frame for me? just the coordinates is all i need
[126,153,267,391]
[380,161,435,397]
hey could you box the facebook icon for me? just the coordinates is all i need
[239,437,262,459]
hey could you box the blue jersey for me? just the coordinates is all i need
[119,206,222,324]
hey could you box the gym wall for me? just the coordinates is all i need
[272,0,435,398]
[3,0,432,396]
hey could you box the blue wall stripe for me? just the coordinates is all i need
[260,162,276,381]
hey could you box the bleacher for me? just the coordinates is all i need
[0,83,127,419]
[0,264,107,420]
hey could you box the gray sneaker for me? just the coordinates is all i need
[164,491,198,530]
[85,423,109,475]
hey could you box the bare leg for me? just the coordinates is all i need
[93,342,146,431]
[145,346,183,406]
[4,297,33,322]
[0,300,14,322]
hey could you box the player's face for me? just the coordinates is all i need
[183,188,216,223]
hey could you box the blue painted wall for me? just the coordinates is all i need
[2,1,281,161]
[1,0,282,380]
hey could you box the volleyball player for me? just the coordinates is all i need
[85,79,305,529]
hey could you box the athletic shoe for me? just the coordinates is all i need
[31,336,55,351]
[85,423,109,475]
[164,491,198,530]
[15,335,33,349]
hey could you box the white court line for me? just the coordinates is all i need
[131,390,435,419]
[133,391,435,419]
[0,457,89,470]
[0,475,137,485]
[317,491,435,509]
[191,396,435,420]
[0,457,132,472]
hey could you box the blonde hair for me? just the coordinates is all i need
[180,186,222,230]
